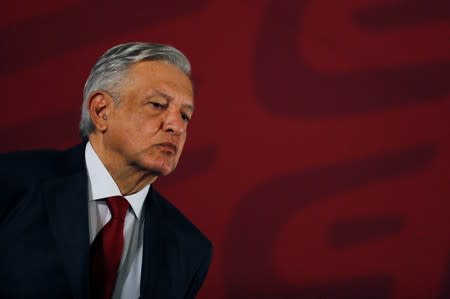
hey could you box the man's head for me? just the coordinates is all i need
[80,42,194,183]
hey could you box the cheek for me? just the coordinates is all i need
[126,118,159,142]
[175,136,187,159]
[140,117,162,135]
[179,134,187,150]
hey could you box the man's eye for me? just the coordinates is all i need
[181,113,191,122]
[151,102,165,109]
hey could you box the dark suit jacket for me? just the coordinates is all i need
[0,143,212,299]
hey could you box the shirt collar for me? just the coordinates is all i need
[85,142,149,219]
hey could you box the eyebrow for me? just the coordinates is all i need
[153,89,195,112]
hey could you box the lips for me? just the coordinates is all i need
[157,142,177,154]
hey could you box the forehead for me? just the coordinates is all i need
[124,60,194,100]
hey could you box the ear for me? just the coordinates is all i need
[88,92,114,133]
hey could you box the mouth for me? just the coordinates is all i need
[156,142,178,154]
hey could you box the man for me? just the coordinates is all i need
[0,42,212,299]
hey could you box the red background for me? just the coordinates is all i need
[1,0,449,298]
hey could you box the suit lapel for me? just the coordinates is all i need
[43,145,91,299]
[140,188,175,298]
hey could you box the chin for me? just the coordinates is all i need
[142,159,177,177]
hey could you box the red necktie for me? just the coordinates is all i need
[90,196,130,299]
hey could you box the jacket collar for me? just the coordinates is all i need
[140,187,178,298]
[43,143,90,299]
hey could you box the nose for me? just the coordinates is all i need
[163,108,186,135]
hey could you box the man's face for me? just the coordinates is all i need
[103,60,194,177]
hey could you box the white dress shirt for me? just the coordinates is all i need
[85,142,148,299]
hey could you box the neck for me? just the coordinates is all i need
[109,168,157,196]
[89,135,158,196]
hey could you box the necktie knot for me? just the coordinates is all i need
[106,196,129,221]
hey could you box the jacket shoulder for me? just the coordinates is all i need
[0,149,63,179]
[0,144,86,182]
[0,145,86,221]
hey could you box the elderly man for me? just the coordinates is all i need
[0,42,212,299]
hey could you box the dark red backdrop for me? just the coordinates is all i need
[1,1,449,298]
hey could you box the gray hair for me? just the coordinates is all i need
[79,42,191,140]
